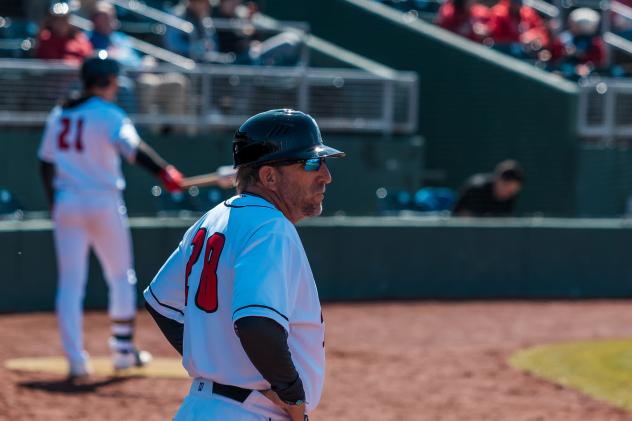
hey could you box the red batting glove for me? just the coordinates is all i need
[159,165,184,193]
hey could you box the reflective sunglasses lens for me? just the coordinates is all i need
[303,158,322,171]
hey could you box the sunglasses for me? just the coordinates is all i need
[301,158,325,171]
[270,157,325,172]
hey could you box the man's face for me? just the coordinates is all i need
[271,158,333,223]
[220,0,242,16]
[494,178,522,201]
[188,0,210,18]
[50,16,71,37]
[92,12,114,36]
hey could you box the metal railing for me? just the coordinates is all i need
[524,0,561,18]
[0,59,418,135]
[578,77,632,142]
[99,0,311,67]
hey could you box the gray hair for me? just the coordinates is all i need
[235,166,260,193]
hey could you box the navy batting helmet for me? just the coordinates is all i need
[233,109,345,168]
[81,55,120,89]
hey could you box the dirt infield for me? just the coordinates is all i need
[2,301,632,421]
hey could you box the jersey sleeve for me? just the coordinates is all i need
[37,107,62,162]
[110,111,141,162]
[232,220,297,331]
[144,219,206,322]
[143,244,186,323]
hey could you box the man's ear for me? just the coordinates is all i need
[258,166,276,188]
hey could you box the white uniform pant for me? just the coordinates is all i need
[174,379,292,421]
[52,190,137,366]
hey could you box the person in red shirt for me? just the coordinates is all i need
[488,0,549,53]
[435,0,491,42]
[35,2,93,64]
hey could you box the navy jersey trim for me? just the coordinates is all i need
[224,192,277,210]
[224,201,276,210]
[233,304,289,321]
[242,192,268,201]
[148,286,185,316]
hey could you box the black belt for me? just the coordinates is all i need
[212,382,252,403]
[209,382,309,420]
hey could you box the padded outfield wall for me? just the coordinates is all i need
[1,217,632,313]
[0,129,423,216]
[262,0,580,216]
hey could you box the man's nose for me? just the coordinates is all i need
[319,160,332,184]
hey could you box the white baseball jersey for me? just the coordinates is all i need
[144,193,325,413]
[38,96,140,192]
[38,96,141,370]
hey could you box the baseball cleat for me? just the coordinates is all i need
[112,349,153,370]
[67,359,93,381]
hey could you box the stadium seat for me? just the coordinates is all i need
[0,188,24,219]
[0,17,37,58]
[413,187,456,212]
[376,187,412,214]
[151,185,231,214]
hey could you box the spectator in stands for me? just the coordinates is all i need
[452,160,524,217]
[435,0,490,42]
[89,1,141,68]
[488,0,548,57]
[35,2,93,64]
[86,2,140,112]
[550,8,606,78]
[212,0,301,66]
[164,0,220,62]
[212,0,256,61]
[88,1,186,131]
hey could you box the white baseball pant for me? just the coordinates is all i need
[174,379,292,421]
[52,190,137,366]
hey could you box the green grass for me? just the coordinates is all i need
[509,339,632,411]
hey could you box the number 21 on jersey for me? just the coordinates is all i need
[185,228,226,313]
[58,117,84,151]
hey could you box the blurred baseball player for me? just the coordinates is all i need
[38,55,185,379]
[144,109,345,420]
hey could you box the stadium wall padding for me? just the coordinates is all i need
[1,217,632,312]
[0,129,424,216]
[575,145,632,217]
[262,0,580,216]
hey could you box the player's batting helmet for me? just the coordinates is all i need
[81,55,120,89]
[233,109,345,168]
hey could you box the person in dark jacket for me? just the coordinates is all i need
[452,160,524,216]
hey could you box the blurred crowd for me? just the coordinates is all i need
[1,0,302,67]
[0,0,304,130]
[436,0,606,79]
[380,0,632,80]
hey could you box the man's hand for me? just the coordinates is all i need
[159,165,184,193]
[261,389,307,421]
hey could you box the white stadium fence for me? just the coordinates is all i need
[0,59,418,135]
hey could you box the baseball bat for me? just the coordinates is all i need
[180,172,222,188]
[180,165,236,189]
